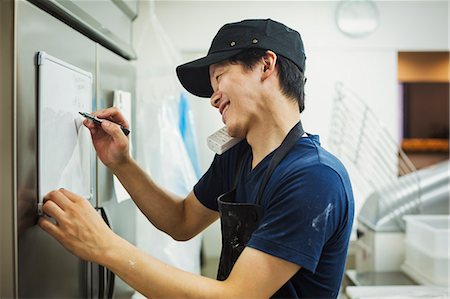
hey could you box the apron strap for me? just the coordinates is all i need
[255,121,304,205]
[231,141,251,190]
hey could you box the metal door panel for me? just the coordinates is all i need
[16,1,96,297]
[0,0,17,297]
[27,0,137,60]
[74,1,133,43]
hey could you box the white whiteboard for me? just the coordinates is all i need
[37,51,93,205]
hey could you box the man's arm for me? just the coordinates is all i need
[38,189,299,298]
[83,107,218,240]
[104,240,300,299]
[112,157,218,240]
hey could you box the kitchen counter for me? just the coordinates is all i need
[345,270,416,286]
[346,285,449,299]
[344,270,448,299]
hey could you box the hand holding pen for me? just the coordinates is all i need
[79,111,130,136]
[81,108,131,168]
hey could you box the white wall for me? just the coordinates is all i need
[154,0,448,167]
[151,0,448,258]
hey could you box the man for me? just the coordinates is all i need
[39,19,354,298]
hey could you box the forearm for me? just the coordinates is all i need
[102,235,228,299]
[110,157,186,239]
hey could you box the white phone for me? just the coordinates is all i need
[207,127,242,155]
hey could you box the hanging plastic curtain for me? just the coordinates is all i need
[179,92,201,179]
[133,2,202,276]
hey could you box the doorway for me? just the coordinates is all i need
[398,52,449,169]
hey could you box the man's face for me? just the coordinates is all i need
[209,61,263,138]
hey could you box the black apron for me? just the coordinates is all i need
[216,122,304,296]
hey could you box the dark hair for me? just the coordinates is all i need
[228,48,306,113]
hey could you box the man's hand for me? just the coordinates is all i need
[38,188,117,264]
[83,107,130,169]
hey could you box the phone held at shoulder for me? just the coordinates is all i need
[207,127,242,155]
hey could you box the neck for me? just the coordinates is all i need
[247,109,301,169]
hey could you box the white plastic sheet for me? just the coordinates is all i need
[113,90,133,203]
[133,7,202,277]
[137,100,201,273]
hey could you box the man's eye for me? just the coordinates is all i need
[216,74,222,80]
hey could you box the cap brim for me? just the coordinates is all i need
[176,49,243,98]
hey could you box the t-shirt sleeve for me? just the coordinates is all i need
[247,164,347,274]
[193,154,225,211]
[194,141,248,211]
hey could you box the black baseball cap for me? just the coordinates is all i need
[176,19,306,98]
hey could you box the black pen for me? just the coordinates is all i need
[79,112,130,136]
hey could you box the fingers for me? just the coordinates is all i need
[38,216,63,239]
[41,188,84,224]
[41,199,65,223]
[44,189,72,209]
[83,119,96,129]
[93,107,129,128]
[101,120,129,141]
[83,119,98,135]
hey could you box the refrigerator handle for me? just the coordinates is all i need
[106,267,115,298]
[98,207,115,299]
[98,265,105,298]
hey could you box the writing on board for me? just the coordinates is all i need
[37,52,93,204]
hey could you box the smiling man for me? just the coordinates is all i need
[39,19,354,298]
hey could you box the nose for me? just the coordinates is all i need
[210,91,222,108]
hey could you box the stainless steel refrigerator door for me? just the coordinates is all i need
[0,0,17,297]
[27,0,137,60]
[16,1,96,297]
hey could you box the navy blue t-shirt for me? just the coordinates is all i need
[194,134,354,298]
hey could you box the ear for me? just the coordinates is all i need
[261,50,277,81]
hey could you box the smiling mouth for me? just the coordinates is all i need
[219,101,230,115]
